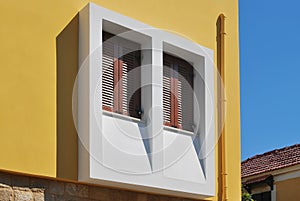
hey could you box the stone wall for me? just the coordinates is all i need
[0,184,44,201]
[0,171,198,201]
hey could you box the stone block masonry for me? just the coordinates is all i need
[0,171,199,201]
[0,184,43,201]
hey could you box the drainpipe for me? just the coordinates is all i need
[217,13,228,201]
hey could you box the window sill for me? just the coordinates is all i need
[103,110,144,124]
[163,126,195,136]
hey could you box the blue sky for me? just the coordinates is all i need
[240,0,300,160]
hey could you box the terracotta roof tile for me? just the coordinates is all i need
[241,144,300,178]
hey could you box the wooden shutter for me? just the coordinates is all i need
[102,33,115,112]
[170,63,179,128]
[163,58,172,127]
[120,44,141,118]
[102,32,141,118]
[178,62,193,131]
[163,53,193,131]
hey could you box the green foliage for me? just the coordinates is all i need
[242,192,254,201]
[242,184,254,201]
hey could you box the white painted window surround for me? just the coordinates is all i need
[78,3,215,199]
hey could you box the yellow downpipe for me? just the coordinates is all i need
[217,14,228,201]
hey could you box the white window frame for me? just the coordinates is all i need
[78,3,215,199]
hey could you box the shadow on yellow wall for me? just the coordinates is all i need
[56,14,79,180]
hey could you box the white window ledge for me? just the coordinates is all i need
[163,126,195,136]
[103,110,143,124]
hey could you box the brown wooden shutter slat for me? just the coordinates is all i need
[113,44,120,113]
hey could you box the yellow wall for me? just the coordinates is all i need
[0,0,240,200]
[276,177,300,201]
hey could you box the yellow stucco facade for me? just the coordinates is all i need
[276,177,300,201]
[0,0,240,200]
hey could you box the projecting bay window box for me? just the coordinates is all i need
[78,3,215,199]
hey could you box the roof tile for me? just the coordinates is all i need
[241,144,300,178]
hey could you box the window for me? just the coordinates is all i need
[102,31,142,119]
[163,53,194,132]
[252,191,271,201]
[78,3,215,197]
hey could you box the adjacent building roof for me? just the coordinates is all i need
[242,144,300,178]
